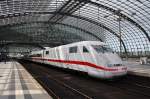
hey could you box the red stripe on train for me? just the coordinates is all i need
[31,57,118,71]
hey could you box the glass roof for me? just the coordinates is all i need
[0,0,149,57]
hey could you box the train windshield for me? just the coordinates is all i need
[102,45,114,53]
[92,45,114,53]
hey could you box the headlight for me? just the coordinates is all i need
[107,64,113,67]
[114,64,122,66]
[107,64,122,67]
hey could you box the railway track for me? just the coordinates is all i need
[105,74,150,97]
[104,79,150,98]
[20,61,92,99]
[20,60,150,99]
[38,64,150,98]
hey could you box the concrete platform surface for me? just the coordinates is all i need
[0,61,52,99]
[124,61,150,77]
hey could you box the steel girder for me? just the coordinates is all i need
[0,0,149,56]
[0,12,128,54]
[0,0,149,42]
[82,0,150,42]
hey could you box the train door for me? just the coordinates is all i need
[79,46,95,72]
[67,46,80,70]
[42,50,45,63]
[44,50,49,64]
[58,46,69,68]
[56,47,62,67]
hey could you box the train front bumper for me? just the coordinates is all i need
[113,66,127,73]
[105,67,127,79]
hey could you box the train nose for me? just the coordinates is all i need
[107,64,123,67]
[111,66,127,75]
[121,67,127,71]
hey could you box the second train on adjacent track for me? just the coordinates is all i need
[28,41,127,79]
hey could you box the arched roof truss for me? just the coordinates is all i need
[0,0,149,57]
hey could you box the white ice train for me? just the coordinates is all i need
[29,41,127,79]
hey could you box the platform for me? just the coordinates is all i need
[124,61,150,77]
[0,61,52,99]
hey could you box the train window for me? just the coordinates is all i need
[46,51,49,55]
[92,45,104,53]
[92,45,113,53]
[102,45,114,53]
[83,46,89,53]
[69,46,77,53]
[37,54,42,57]
[30,54,42,57]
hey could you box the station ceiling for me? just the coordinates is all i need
[0,0,150,57]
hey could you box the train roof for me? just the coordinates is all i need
[38,41,106,50]
[30,41,106,52]
[61,41,106,47]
